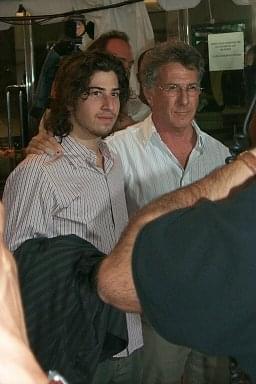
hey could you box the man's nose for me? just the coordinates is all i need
[101,94,115,110]
[177,88,189,105]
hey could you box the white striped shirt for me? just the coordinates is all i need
[107,114,231,215]
[3,135,142,356]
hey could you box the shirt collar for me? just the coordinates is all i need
[139,115,205,152]
[138,114,157,146]
[192,120,205,152]
[58,135,113,168]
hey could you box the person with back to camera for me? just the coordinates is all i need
[96,144,256,384]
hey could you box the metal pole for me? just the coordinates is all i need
[184,8,190,44]
[23,18,35,142]
[23,20,35,108]
[6,89,12,148]
[19,89,25,148]
[177,8,190,44]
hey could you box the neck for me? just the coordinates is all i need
[70,133,104,169]
[153,120,197,169]
[155,122,195,144]
[152,114,194,137]
[70,133,101,153]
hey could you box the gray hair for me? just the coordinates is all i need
[140,40,205,88]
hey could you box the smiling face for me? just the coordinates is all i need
[70,70,120,140]
[144,62,201,133]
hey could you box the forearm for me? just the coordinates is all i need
[97,151,256,311]
[0,202,48,384]
[135,149,256,225]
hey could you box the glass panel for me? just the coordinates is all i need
[0,21,65,195]
[191,22,248,145]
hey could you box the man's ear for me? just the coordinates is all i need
[143,87,154,108]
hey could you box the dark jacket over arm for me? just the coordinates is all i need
[14,235,128,384]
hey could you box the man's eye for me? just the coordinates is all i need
[91,90,102,97]
[167,84,178,91]
[188,84,198,91]
[112,91,120,98]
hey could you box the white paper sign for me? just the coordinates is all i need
[232,0,256,4]
[158,0,202,10]
[208,32,244,71]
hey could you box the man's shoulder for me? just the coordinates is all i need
[195,122,229,153]
[9,154,64,182]
[201,131,229,152]
[19,153,60,172]
[107,117,151,149]
[110,122,144,141]
[3,154,55,195]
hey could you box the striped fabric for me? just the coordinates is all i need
[3,136,128,253]
[3,135,142,357]
[14,234,128,384]
[107,114,231,215]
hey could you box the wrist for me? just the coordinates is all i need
[48,370,68,384]
[237,151,256,175]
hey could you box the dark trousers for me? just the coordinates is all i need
[91,348,143,384]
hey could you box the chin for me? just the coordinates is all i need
[176,116,193,126]
[98,126,114,137]
[172,120,190,128]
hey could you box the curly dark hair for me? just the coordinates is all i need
[44,50,129,137]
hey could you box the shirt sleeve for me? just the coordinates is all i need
[2,160,54,251]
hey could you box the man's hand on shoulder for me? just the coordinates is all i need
[25,130,63,157]
[114,112,135,132]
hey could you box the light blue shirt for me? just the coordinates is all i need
[107,114,230,215]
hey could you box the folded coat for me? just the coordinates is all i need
[14,234,128,384]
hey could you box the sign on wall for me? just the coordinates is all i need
[208,32,244,71]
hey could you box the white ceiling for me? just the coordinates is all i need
[0,0,253,17]
[145,0,255,10]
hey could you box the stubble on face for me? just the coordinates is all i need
[70,71,121,141]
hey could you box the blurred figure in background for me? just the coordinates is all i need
[244,45,256,148]
[244,45,256,106]
[30,14,94,127]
